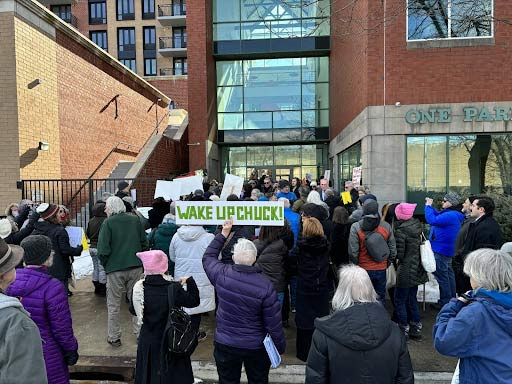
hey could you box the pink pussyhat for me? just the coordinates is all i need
[395,203,417,221]
[136,250,168,275]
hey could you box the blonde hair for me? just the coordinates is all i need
[302,217,324,237]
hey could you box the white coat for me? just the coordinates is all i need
[169,226,215,315]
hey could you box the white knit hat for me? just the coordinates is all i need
[0,219,13,239]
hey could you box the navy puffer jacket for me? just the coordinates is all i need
[202,234,285,354]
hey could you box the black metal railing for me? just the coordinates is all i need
[159,36,187,49]
[158,2,186,17]
[159,67,187,76]
[19,178,159,229]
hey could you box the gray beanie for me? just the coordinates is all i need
[444,192,461,206]
[362,199,379,216]
[21,235,53,266]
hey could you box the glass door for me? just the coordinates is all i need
[275,168,292,181]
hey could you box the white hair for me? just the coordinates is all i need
[278,197,290,208]
[332,265,378,311]
[306,190,323,205]
[464,249,512,292]
[232,238,257,266]
[106,196,126,215]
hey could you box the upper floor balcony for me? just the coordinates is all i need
[158,37,187,57]
[39,0,78,4]
[157,2,186,27]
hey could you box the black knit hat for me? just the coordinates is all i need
[21,235,53,266]
[117,181,129,191]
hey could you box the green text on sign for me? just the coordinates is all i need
[175,201,285,226]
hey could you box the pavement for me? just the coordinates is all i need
[69,276,457,383]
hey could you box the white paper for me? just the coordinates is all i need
[323,170,331,182]
[66,227,83,248]
[173,175,203,197]
[220,174,244,201]
[136,207,151,220]
[352,167,362,188]
[130,189,137,202]
[263,334,281,369]
[154,180,181,201]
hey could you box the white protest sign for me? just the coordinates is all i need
[174,175,203,196]
[66,226,84,248]
[220,173,244,201]
[352,167,362,188]
[136,207,151,220]
[175,201,285,226]
[130,189,137,202]
[323,170,331,182]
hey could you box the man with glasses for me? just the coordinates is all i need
[424,192,465,309]
[261,177,274,195]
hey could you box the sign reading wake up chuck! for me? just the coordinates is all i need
[405,106,512,124]
[175,201,285,226]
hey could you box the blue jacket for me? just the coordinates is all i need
[276,191,297,202]
[424,206,464,257]
[202,234,286,354]
[284,208,300,246]
[433,290,512,383]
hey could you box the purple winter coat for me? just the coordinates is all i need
[202,233,286,354]
[7,267,78,384]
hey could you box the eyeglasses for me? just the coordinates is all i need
[264,182,271,185]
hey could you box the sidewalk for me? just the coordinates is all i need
[70,276,457,382]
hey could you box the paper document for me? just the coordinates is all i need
[66,227,83,248]
[263,334,281,369]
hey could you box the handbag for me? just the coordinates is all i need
[420,233,436,273]
[386,264,396,289]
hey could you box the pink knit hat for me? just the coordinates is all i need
[136,250,168,275]
[395,203,417,221]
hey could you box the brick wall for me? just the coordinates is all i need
[132,132,189,206]
[147,77,188,109]
[332,0,512,138]
[55,29,169,181]
[0,13,22,207]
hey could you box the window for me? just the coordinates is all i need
[174,58,187,75]
[407,0,493,40]
[142,0,155,19]
[89,0,106,24]
[173,0,186,16]
[118,28,136,71]
[216,57,329,144]
[144,59,156,76]
[143,27,156,50]
[51,5,71,23]
[337,142,361,191]
[173,27,187,48]
[406,134,512,207]
[117,0,135,20]
[90,30,108,51]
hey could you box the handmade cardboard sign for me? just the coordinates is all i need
[175,201,285,226]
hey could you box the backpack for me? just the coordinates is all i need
[162,283,197,356]
[362,227,390,263]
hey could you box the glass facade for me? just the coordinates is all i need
[217,57,329,144]
[407,134,512,206]
[221,144,328,181]
[213,0,330,41]
[337,142,361,191]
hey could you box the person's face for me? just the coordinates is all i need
[462,198,471,213]
[282,186,290,193]
[301,212,310,222]
[470,199,485,218]
[251,190,258,200]
[441,199,453,210]
[358,190,365,197]
[470,276,477,290]
[264,179,271,188]
[11,208,19,217]
[345,184,353,192]
[320,180,328,191]
[291,179,297,187]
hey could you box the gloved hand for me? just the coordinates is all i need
[64,350,79,366]
[28,211,40,225]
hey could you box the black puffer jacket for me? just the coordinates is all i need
[215,225,251,264]
[306,303,414,384]
[254,239,288,293]
[394,218,428,288]
[33,221,83,281]
[86,201,107,248]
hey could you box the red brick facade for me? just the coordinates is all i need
[147,77,189,110]
[331,0,512,137]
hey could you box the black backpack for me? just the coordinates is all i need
[162,283,197,356]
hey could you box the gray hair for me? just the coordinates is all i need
[463,249,512,292]
[232,238,257,266]
[299,185,310,198]
[278,197,290,208]
[306,190,323,205]
[105,196,126,215]
[102,192,112,201]
[332,265,378,311]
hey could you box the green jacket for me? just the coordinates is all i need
[394,218,428,288]
[97,213,149,274]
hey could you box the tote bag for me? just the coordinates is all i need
[420,233,436,273]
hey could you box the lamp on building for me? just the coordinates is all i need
[395,102,401,107]
[38,141,49,151]
[187,142,201,146]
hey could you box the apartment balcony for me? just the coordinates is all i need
[39,0,78,4]
[157,4,186,27]
[158,37,187,57]
[160,68,187,76]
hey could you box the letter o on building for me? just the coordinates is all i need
[405,109,421,124]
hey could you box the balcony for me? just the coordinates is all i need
[158,37,187,57]
[39,0,78,4]
[157,4,186,27]
[160,68,187,76]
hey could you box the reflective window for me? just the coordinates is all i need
[89,0,106,24]
[337,142,361,190]
[213,0,330,41]
[90,30,108,51]
[407,0,492,40]
[117,0,135,20]
[217,57,329,144]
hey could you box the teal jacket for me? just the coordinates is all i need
[148,222,178,256]
[97,213,148,274]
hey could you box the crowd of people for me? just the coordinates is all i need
[0,177,510,383]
